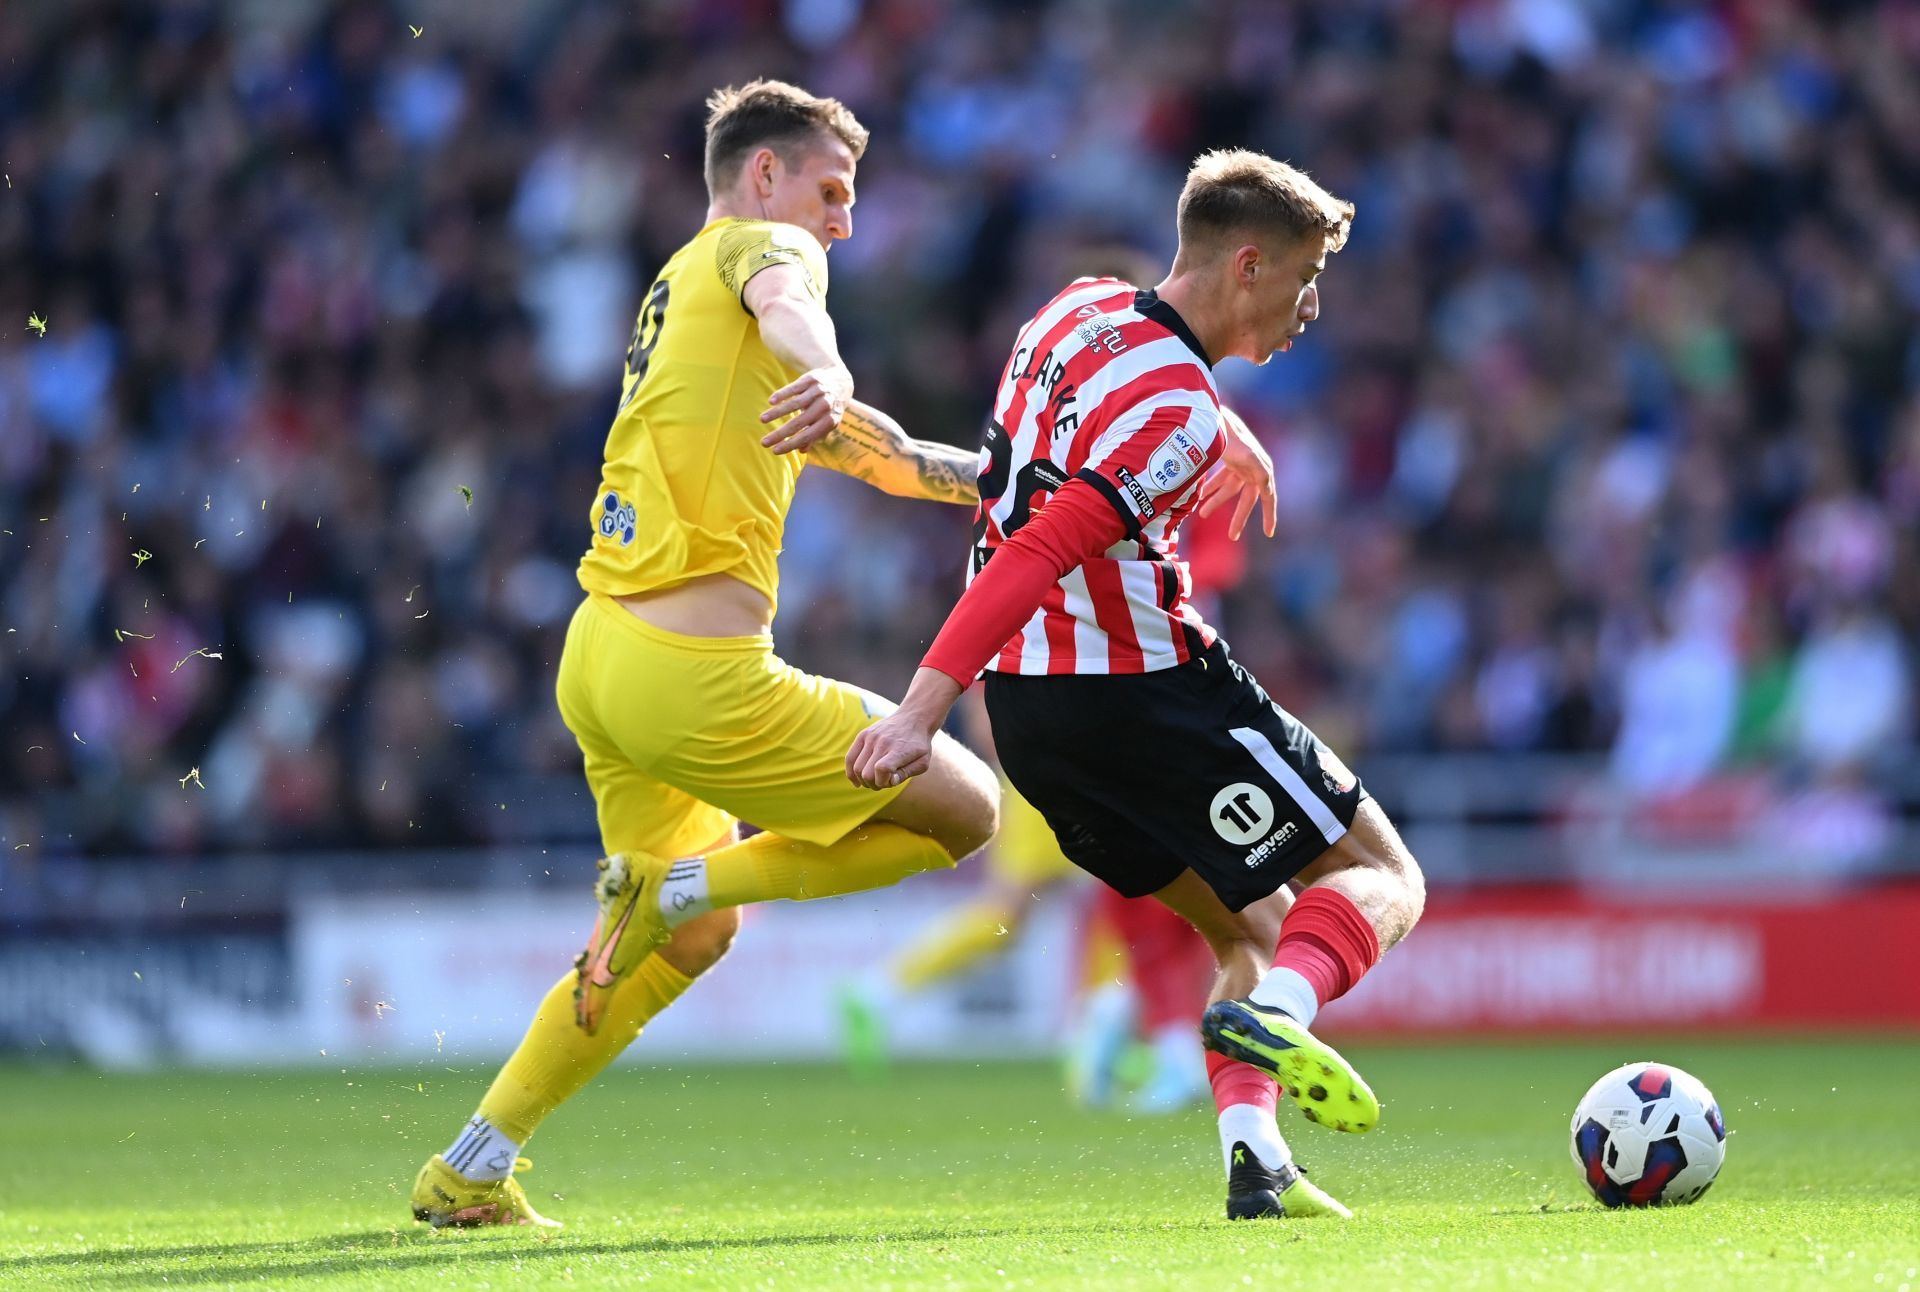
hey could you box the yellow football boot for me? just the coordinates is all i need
[573,850,675,1033]
[410,1154,561,1229]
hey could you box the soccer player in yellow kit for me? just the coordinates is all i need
[410,80,998,1228]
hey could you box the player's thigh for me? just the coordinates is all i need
[575,730,735,861]
[555,603,735,859]
[1292,796,1421,891]
[979,775,1077,888]
[648,654,977,850]
[986,652,1347,913]
[866,730,999,859]
[559,602,888,848]
[1148,868,1290,959]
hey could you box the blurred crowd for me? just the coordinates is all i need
[2,0,1917,863]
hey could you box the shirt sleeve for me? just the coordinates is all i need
[919,480,1130,687]
[1072,391,1222,538]
[716,221,829,309]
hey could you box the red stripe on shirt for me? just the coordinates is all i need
[1003,286,1138,446]
[1084,558,1144,671]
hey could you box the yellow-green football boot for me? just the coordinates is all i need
[410,1154,561,1229]
[1201,998,1381,1133]
[1226,1143,1353,1220]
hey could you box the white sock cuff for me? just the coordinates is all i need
[443,1114,522,1182]
[1218,1102,1290,1174]
[1248,965,1319,1028]
[658,857,712,928]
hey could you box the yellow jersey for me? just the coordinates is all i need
[577,218,831,614]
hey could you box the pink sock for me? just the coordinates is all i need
[1206,1049,1278,1114]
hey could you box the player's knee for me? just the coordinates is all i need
[953,770,1000,859]
[888,741,1000,860]
[1400,846,1427,921]
[934,752,1000,861]
[1341,802,1426,935]
[1368,812,1425,916]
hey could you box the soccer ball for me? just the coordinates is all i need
[1569,1062,1726,1207]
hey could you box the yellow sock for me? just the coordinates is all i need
[1083,918,1129,993]
[891,901,1021,993]
[475,953,693,1144]
[700,823,953,909]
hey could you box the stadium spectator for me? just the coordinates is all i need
[2,0,1915,862]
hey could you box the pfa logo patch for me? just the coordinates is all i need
[598,491,638,546]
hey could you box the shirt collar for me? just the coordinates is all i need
[1133,288,1213,367]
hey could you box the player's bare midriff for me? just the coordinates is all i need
[615,572,774,637]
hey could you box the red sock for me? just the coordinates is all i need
[1271,887,1380,1007]
[1206,1050,1278,1113]
[1109,896,1211,1032]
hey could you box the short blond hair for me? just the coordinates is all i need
[1177,149,1352,254]
[704,79,869,196]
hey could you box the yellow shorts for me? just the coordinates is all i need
[555,592,909,859]
[986,775,1078,888]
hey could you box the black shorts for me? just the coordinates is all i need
[983,639,1368,912]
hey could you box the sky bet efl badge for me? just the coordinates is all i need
[1147,427,1207,492]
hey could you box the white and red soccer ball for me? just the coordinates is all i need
[1569,1062,1727,1207]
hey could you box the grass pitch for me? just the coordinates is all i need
[1,1039,1916,1289]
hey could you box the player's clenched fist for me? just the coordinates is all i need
[846,667,964,789]
[846,712,933,789]
[761,363,853,454]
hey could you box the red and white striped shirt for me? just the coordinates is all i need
[969,278,1224,675]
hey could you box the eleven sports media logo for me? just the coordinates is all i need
[1209,744,1358,868]
[1210,781,1297,867]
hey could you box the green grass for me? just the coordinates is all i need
[1,1040,1916,1289]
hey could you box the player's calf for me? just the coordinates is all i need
[657,906,743,978]
[1200,800,1423,1133]
[1211,1053,1352,1220]
[1245,798,1423,1029]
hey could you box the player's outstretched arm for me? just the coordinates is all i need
[807,401,979,506]
[747,262,854,454]
[847,480,1126,791]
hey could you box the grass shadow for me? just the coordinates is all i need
[11,1219,1153,1286]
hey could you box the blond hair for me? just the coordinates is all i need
[1177,149,1352,253]
[704,79,869,196]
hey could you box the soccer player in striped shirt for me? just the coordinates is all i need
[848,150,1428,1221]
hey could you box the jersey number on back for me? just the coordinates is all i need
[619,279,671,412]
[972,419,1067,574]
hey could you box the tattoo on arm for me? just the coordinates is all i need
[812,403,979,505]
